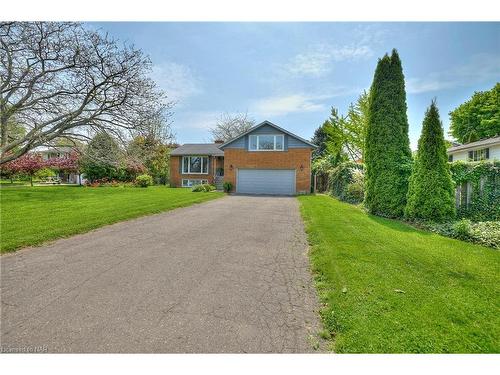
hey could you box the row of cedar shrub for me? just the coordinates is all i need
[321,49,498,224]
[321,159,499,222]
[364,50,456,222]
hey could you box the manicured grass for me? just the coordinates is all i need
[298,194,500,353]
[1,186,223,253]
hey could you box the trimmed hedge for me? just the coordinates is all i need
[192,184,215,192]
[135,174,153,187]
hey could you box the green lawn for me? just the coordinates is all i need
[1,186,223,253]
[298,194,500,353]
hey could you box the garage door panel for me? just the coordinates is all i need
[236,169,295,195]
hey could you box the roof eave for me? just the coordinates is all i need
[219,120,317,149]
[171,152,224,156]
[447,137,500,153]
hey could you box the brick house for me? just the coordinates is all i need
[169,121,316,195]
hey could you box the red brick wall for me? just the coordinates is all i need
[169,156,214,187]
[223,148,312,193]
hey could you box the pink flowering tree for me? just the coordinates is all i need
[3,153,44,186]
[125,159,146,179]
[0,157,17,183]
[46,151,81,184]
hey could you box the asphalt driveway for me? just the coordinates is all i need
[1,195,321,353]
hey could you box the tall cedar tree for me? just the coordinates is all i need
[364,49,412,217]
[405,101,455,221]
[311,121,331,160]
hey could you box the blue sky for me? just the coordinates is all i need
[92,22,499,149]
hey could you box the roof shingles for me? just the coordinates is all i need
[170,143,224,156]
[447,136,500,153]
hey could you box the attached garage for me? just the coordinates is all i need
[236,169,296,195]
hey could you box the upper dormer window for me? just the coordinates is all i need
[249,134,284,151]
[468,148,489,161]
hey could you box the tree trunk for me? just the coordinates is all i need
[0,118,7,149]
[0,99,7,149]
[30,175,33,187]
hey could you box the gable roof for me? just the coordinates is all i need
[218,120,317,149]
[170,143,224,156]
[447,136,500,153]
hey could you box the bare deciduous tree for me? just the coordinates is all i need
[209,112,255,142]
[0,22,173,164]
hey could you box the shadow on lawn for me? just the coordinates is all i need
[354,204,433,236]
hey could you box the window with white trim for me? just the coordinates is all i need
[468,148,489,161]
[182,179,208,187]
[182,156,208,174]
[249,134,284,151]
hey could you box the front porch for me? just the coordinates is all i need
[213,155,224,190]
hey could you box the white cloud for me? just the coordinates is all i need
[286,51,332,77]
[250,94,328,117]
[407,53,500,94]
[406,78,455,94]
[285,44,373,77]
[250,84,364,117]
[151,62,202,104]
[353,24,388,46]
[173,111,219,131]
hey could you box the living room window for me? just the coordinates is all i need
[182,179,208,187]
[182,156,208,174]
[249,134,284,151]
[468,148,489,161]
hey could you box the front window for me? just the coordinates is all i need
[469,148,489,161]
[249,134,284,151]
[182,156,208,174]
[182,179,208,187]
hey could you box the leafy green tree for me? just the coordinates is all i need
[364,49,412,218]
[343,90,370,161]
[449,83,500,143]
[314,92,369,163]
[324,108,348,161]
[311,110,348,192]
[405,101,455,221]
[127,135,171,184]
[311,121,331,160]
[80,132,122,182]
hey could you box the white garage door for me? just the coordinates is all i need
[236,169,296,195]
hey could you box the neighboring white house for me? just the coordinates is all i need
[447,136,500,162]
[32,146,82,184]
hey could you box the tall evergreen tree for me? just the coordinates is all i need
[364,49,412,217]
[311,120,331,160]
[405,101,455,221]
